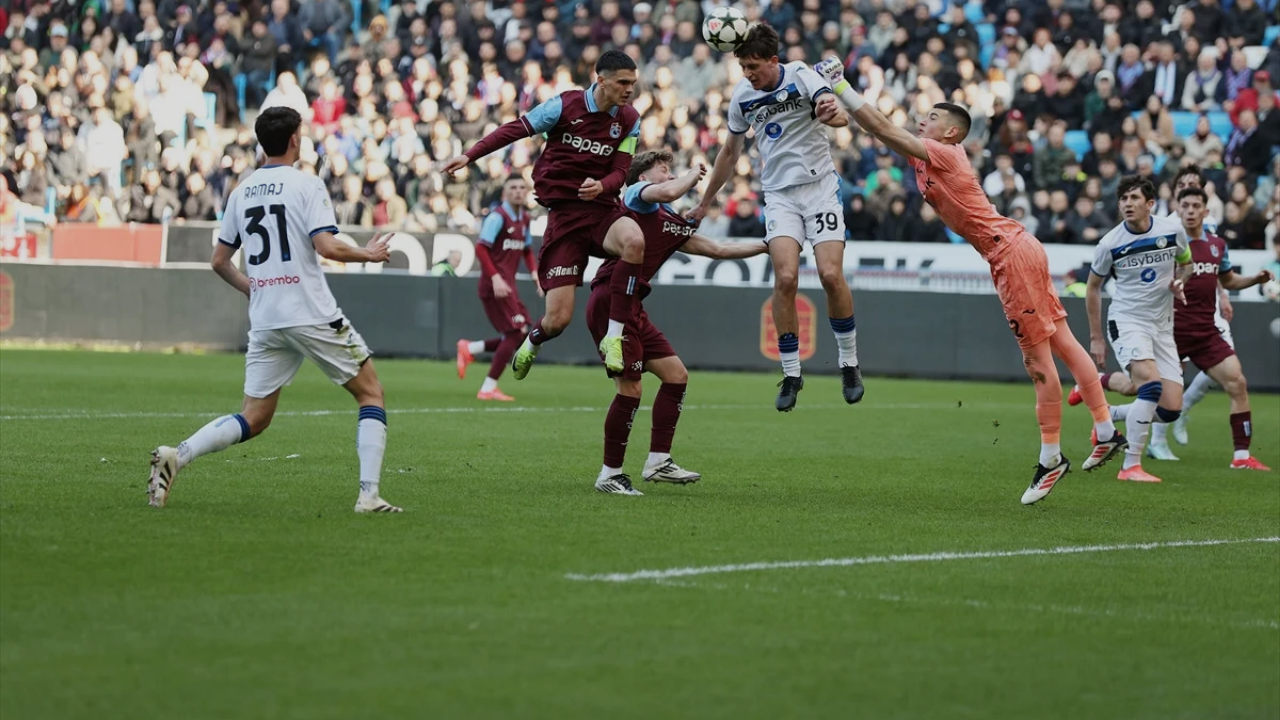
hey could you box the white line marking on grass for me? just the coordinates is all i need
[565,537,1280,583]
[0,401,1022,422]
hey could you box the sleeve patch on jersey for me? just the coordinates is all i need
[618,136,637,154]
[810,87,833,103]
[309,225,339,238]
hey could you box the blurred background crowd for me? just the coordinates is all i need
[1,0,1279,248]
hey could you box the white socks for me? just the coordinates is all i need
[606,319,624,339]
[646,452,670,470]
[480,377,498,392]
[829,316,858,367]
[598,465,622,481]
[1123,382,1163,469]
[467,340,487,355]
[177,414,247,469]
[357,406,387,499]
[1039,443,1061,467]
[778,332,801,377]
[1184,371,1215,411]
[1110,404,1130,423]
[1150,422,1169,445]
[1095,419,1117,443]
[520,336,540,357]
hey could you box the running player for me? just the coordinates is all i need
[813,58,1124,505]
[1067,164,1231,459]
[443,50,645,381]
[589,150,769,495]
[1086,176,1193,484]
[147,107,401,513]
[689,24,865,412]
[455,175,541,402]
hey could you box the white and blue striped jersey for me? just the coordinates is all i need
[218,165,342,331]
[727,62,836,192]
[1091,214,1191,327]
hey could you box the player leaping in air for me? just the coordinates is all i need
[588,150,769,495]
[147,107,401,513]
[444,50,645,381]
[689,23,865,413]
[455,175,542,402]
[813,57,1125,505]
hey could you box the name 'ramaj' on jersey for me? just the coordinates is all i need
[218,165,342,331]
[727,62,837,193]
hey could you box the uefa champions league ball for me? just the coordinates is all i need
[703,6,750,53]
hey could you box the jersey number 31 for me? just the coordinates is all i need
[244,205,291,266]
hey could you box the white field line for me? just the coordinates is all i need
[655,579,1280,631]
[0,401,1022,422]
[565,537,1280,583]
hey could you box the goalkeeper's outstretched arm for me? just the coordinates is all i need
[813,59,929,163]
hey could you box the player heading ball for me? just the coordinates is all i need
[692,23,865,412]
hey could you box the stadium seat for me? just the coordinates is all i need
[1063,130,1092,160]
[234,74,247,123]
[976,23,995,48]
[964,1,985,24]
[1169,111,1199,138]
[350,0,362,37]
[1207,111,1235,139]
[1265,25,1280,47]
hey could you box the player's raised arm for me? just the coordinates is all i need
[797,64,848,129]
[639,161,707,204]
[690,134,743,223]
[1170,226,1194,303]
[443,96,564,175]
[681,233,769,260]
[812,58,927,162]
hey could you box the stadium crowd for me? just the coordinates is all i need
[2,0,1279,248]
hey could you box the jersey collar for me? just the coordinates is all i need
[1123,217,1154,236]
[584,83,620,117]
[502,201,522,218]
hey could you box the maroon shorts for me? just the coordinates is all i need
[585,283,675,381]
[480,289,530,334]
[1176,328,1235,372]
[538,202,630,290]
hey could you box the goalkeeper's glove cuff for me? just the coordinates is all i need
[837,85,866,112]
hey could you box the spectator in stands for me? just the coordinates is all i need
[371,176,407,229]
[298,0,346,64]
[1045,70,1085,129]
[906,202,950,243]
[179,172,216,221]
[1223,50,1255,107]
[1185,0,1226,44]
[241,20,277,110]
[727,198,766,238]
[1137,94,1176,155]
[1227,109,1275,178]
[1115,44,1150,108]
[125,168,178,223]
[1146,39,1184,108]
[1184,114,1227,165]
[47,129,88,196]
[1183,49,1227,111]
[77,104,127,198]
[1065,194,1112,243]
[1219,198,1268,249]
[1035,124,1078,191]
[845,194,879,241]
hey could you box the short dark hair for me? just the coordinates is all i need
[933,103,972,140]
[734,22,779,60]
[1177,187,1208,204]
[628,149,674,185]
[503,174,526,186]
[1172,163,1203,189]
[255,106,302,157]
[1117,174,1156,201]
[595,49,636,75]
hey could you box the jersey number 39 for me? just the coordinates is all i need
[245,205,291,266]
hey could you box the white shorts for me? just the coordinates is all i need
[1214,312,1235,349]
[762,172,845,246]
[1108,320,1182,383]
[244,319,372,398]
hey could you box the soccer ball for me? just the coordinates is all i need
[703,6,750,53]
[1262,277,1280,302]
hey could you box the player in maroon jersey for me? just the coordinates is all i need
[456,175,542,401]
[442,51,646,382]
[587,150,769,495]
[1170,188,1272,470]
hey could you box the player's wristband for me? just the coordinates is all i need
[837,86,866,112]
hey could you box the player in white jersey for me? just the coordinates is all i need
[688,22,864,412]
[1071,164,1231,460]
[146,107,402,513]
[1086,175,1193,483]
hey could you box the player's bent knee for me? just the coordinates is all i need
[1155,406,1181,423]
[773,272,799,296]
[616,378,643,398]
[817,267,847,291]
[1225,374,1248,398]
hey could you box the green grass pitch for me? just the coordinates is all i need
[1,349,1277,720]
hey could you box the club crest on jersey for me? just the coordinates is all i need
[609,122,621,139]
[1157,237,1168,248]
[774,89,789,103]
[764,122,783,139]
[1140,267,1157,283]
[1210,244,1219,257]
